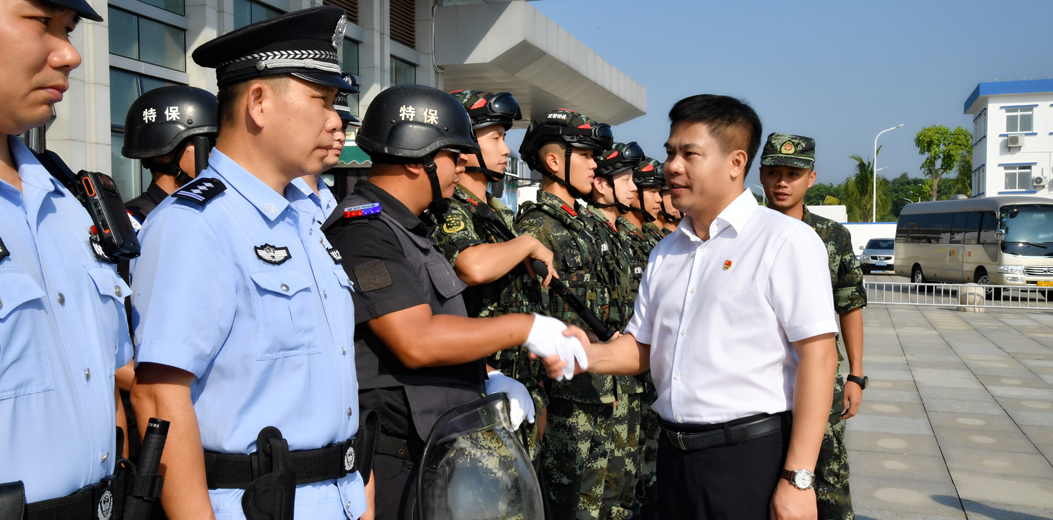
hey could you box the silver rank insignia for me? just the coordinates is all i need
[255,244,291,265]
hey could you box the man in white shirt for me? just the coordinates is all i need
[561,95,840,520]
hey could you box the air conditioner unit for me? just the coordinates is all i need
[1034,176,1047,188]
[1007,134,1025,148]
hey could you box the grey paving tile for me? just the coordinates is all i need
[855,510,965,520]
[941,446,1053,479]
[917,387,998,402]
[1004,409,1053,427]
[870,369,918,382]
[1018,424,1053,446]
[949,473,1053,510]
[851,476,965,518]
[858,401,930,419]
[932,427,1040,454]
[866,389,924,404]
[845,430,945,457]
[925,411,1018,433]
[987,385,1053,399]
[976,374,1052,389]
[961,500,1053,520]
[920,398,1006,416]
[993,395,1053,414]
[848,415,934,436]
[847,450,953,482]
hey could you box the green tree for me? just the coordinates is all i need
[840,154,891,222]
[803,182,842,206]
[886,173,931,218]
[939,142,974,199]
[914,125,972,201]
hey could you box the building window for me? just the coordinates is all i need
[973,110,986,141]
[110,69,176,199]
[1004,165,1032,190]
[233,0,281,30]
[338,39,360,116]
[973,166,985,197]
[1005,107,1033,133]
[323,0,358,24]
[391,56,415,86]
[389,0,415,49]
[108,7,186,72]
[139,0,184,16]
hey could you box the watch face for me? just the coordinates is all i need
[794,471,814,489]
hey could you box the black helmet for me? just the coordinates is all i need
[519,109,612,199]
[592,142,644,214]
[449,90,522,194]
[357,85,479,219]
[630,157,663,222]
[122,86,218,184]
[335,72,361,127]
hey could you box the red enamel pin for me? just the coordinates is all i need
[723,260,733,271]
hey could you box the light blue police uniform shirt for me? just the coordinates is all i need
[0,136,132,503]
[131,150,365,519]
[289,176,338,221]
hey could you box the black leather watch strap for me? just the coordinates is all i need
[846,375,868,390]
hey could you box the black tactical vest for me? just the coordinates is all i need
[336,192,486,442]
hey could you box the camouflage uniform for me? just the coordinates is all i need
[432,185,547,464]
[801,207,866,520]
[516,191,632,520]
[615,216,662,520]
[762,132,866,520]
[583,205,644,519]
[642,222,666,244]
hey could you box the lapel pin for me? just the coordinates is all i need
[723,260,733,271]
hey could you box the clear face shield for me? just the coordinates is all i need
[416,393,544,520]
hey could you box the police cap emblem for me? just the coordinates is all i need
[332,15,347,50]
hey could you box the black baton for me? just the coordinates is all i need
[123,418,169,520]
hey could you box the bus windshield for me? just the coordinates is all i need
[1001,206,1053,256]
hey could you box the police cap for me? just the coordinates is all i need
[46,0,103,22]
[191,6,355,91]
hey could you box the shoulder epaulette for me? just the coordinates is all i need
[172,177,226,205]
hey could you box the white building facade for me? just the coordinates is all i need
[965,79,1053,199]
[42,0,645,201]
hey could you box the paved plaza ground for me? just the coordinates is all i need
[848,276,1053,519]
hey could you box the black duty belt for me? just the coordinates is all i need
[17,471,125,520]
[375,434,416,462]
[204,437,359,489]
[662,413,784,451]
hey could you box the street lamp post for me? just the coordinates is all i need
[873,124,904,222]
[753,184,765,205]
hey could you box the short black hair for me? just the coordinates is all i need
[668,94,762,179]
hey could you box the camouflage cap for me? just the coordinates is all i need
[760,132,815,169]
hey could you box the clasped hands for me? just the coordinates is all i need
[522,314,591,381]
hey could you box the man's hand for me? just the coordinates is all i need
[842,380,863,419]
[521,237,557,288]
[485,371,535,429]
[770,478,817,520]
[523,316,588,380]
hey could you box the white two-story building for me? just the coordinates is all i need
[965,78,1053,198]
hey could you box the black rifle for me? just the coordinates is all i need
[472,205,615,342]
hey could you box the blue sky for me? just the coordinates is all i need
[505,0,1053,196]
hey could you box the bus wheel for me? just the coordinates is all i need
[912,266,926,284]
[976,270,1001,301]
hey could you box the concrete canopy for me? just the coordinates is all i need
[434,1,646,128]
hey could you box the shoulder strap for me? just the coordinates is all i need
[171,177,226,206]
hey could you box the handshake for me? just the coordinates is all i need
[523,314,591,381]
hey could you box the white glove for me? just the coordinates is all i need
[485,371,535,430]
[523,314,589,382]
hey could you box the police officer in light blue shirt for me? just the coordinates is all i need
[0,0,134,514]
[290,72,358,222]
[128,7,368,520]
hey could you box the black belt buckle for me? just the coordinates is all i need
[341,438,357,475]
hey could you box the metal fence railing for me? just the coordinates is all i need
[865,282,1052,309]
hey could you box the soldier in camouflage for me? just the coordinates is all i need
[759,132,868,520]
[516,109,637,520]
[583,141,649,517]
[654,162,681,235]
[432,90,556,465]
[613,156,666,520]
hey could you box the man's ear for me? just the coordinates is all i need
[728,149,749,182]
[808,169,817,189]
[404,162,426,178]
[245,82,268,130]
[543,151,561,174]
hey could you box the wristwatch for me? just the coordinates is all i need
[781,469,815,490]
[847,375,868,390]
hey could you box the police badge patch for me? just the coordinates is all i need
[255,244,291,265]
[441,214,466,234]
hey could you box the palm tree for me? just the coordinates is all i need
[839,153,891,222]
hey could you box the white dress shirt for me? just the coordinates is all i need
[625,188,837,425]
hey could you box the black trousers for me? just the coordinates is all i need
[658,413,792,520]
